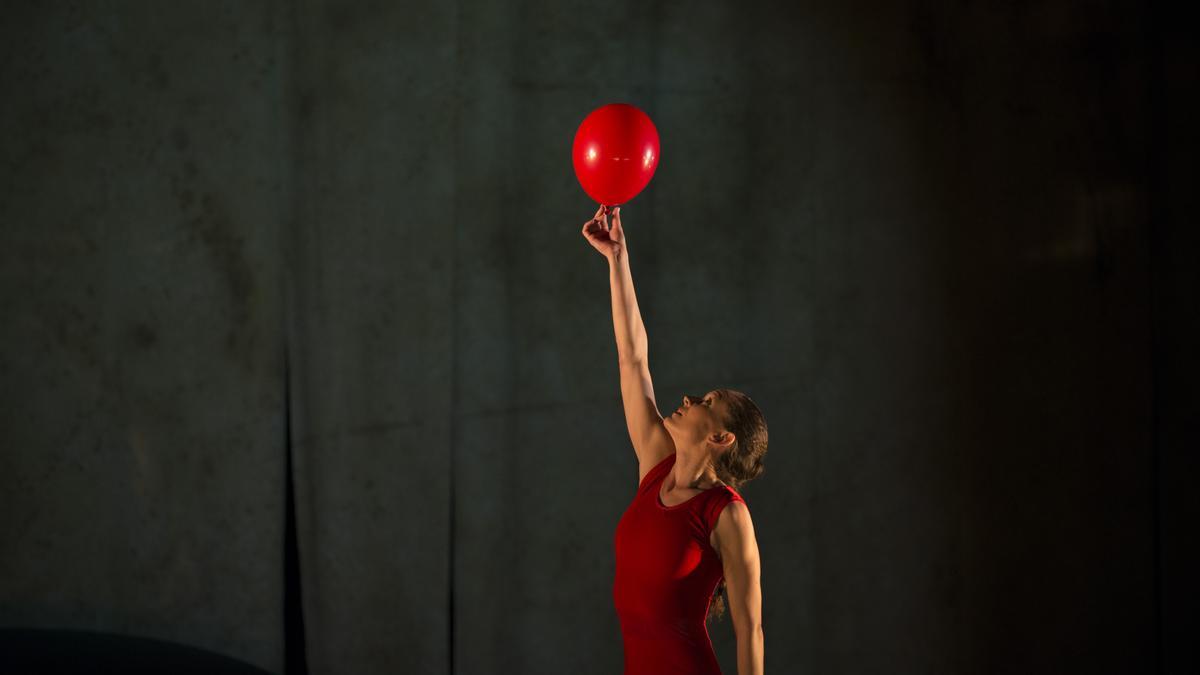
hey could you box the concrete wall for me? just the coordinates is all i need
[1,1,289,670]
[3,1,1191,674]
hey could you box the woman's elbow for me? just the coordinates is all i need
[733,618,764,638]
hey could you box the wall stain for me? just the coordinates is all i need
[131,321,158,349]
[188,191,258,374]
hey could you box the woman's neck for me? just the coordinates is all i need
[670,449,721,490]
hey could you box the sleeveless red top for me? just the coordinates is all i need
[613,452,747,675]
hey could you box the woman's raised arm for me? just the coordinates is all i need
[582,206,673,474]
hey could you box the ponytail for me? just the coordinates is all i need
[707,579,728,622]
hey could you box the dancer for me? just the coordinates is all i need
[583,204,767,675]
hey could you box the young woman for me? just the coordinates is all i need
[582,204,768,675]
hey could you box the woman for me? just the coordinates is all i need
[582,204,767,675]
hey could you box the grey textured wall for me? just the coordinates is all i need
[2,1,1194,674]
[1,1,288,670]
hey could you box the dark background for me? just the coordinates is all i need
[2,1,1196,674]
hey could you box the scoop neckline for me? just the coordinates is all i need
[656,470,726,510]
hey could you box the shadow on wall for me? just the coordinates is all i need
[0,629,273,675]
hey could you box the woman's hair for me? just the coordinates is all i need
[706,388,768,623]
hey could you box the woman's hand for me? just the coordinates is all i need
[581,204,625,260]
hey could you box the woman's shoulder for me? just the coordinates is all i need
[701,485,747,527]
[716,484,745,503]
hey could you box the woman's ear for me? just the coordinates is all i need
[712,431,735,451]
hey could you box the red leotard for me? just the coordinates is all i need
[613,452,747,675]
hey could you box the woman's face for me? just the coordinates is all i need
[664,389,731,450]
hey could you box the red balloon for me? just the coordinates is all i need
[572,103,660,207]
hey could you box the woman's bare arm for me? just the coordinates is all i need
[717,502,765,675]
[582,205,645,364]
[582,206,672,471]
